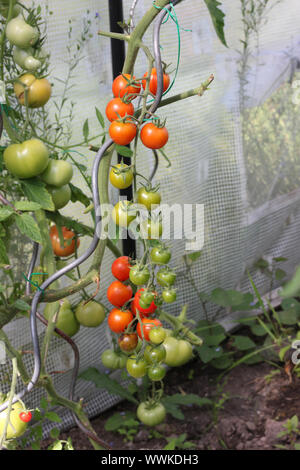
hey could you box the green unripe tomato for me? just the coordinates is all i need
[150,245,171,265]
[144,344,166,364]
[0,401,28,440]
[47,184,71,210]
[117,354,128,369]
[6,14,39,48]
[129,265,150,286]
[156,268,176,287]
[4,139,49,179]
[162,288,177,303]
[139,290,155,308]
[137,187,161,211]
[147,364,166,381]
[101,349,119,370]
[126,356,148,378]
[140,218,163,239]
[111,201,137,228]
[0,1,21,18]
[149,327,167,345]
[44,300,80,337]
[75,300,106,328]
[13,46,41,71]
[163,336,193,367]
[137,401,166,427]
[41,160,73,187]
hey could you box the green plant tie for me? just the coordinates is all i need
[151,2,192,98]
[22,272,48,297]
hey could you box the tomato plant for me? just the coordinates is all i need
[41,160,73,187]
[107,280,133,308]
[132,288,158,316]
[112,73,141,100]
[4,138,49,179]
[136,401,166,427]
[137,186,161,211]
[109,163,133,189]
[140,123,168,149]
[105,97,134,122]
[126,356,148,378]
[107,308,133,333]
[19,410,32,423]
[44,300,80,337]
[14,73,51,108]
[150,245,171,265]
[129,264,150,286]
[50,225,80,258]
[136,317,162,341]
[109,120,137,145]
[118,333,138,353]
[111,256,131,281]
[142,68,170,95]
[0,401,28,440]
[75,300,106,328]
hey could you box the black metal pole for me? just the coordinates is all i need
[108,0,136,259]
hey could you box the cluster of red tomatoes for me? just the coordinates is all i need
[106,68,170,149]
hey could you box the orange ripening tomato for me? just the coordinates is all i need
[50,225,80,257]
[140,123,168,149]
[109,120,137,145]
[105,98,134,122]
[112,74,141,100]
[107,308,133,334]
[107,280,133,307]
[142,68,170,95]
[136,317,162,341]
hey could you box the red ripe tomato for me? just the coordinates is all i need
[140,123,168,149]
[112,74,141,100]
[105,98,134,122]
[19,411,32,423]
[111,256,131,281]
[107,280,133,307]
[50,225,80,258]
[109,120,137,145]
[133,288,157,316]
[136,317,162,341]
[107,308,133,333]
[142,68,170,95]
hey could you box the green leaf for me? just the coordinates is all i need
[211,288,245,307]
[12,299,30,311]
[14,213,42,243]
[83,119,89,142]
[14,201,41,211]
[281,266,300,298]
[50,427,60,439]
[197,344,218,363]
[275,268,286,281]
[233,335,256,351]
[95,107,105,128]
[79,367,138,404]
[203,0,227,47]
[0,238,9,264]
[250,323,268,337]
[115,145,133,157]
[45,411,62,423]
[21,179,55,211]
[273,257,288,263]
[210,355,233,369]
[162,393,212,419]
[49,440,63,450]
[69,183,91,208]
[161,399,184,420]
[105,411,138,431]
[46,211,93,237]
[277,309,298,325]
[0,206,14,221]
[185,251,202,262]
[243,352,263,364]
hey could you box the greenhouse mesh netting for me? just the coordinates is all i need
[1,0,300,435]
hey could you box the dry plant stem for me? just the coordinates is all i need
[0,357,18,449]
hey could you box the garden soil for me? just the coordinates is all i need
[42,360,300,450]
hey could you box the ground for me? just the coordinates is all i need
[43,358,300,450]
